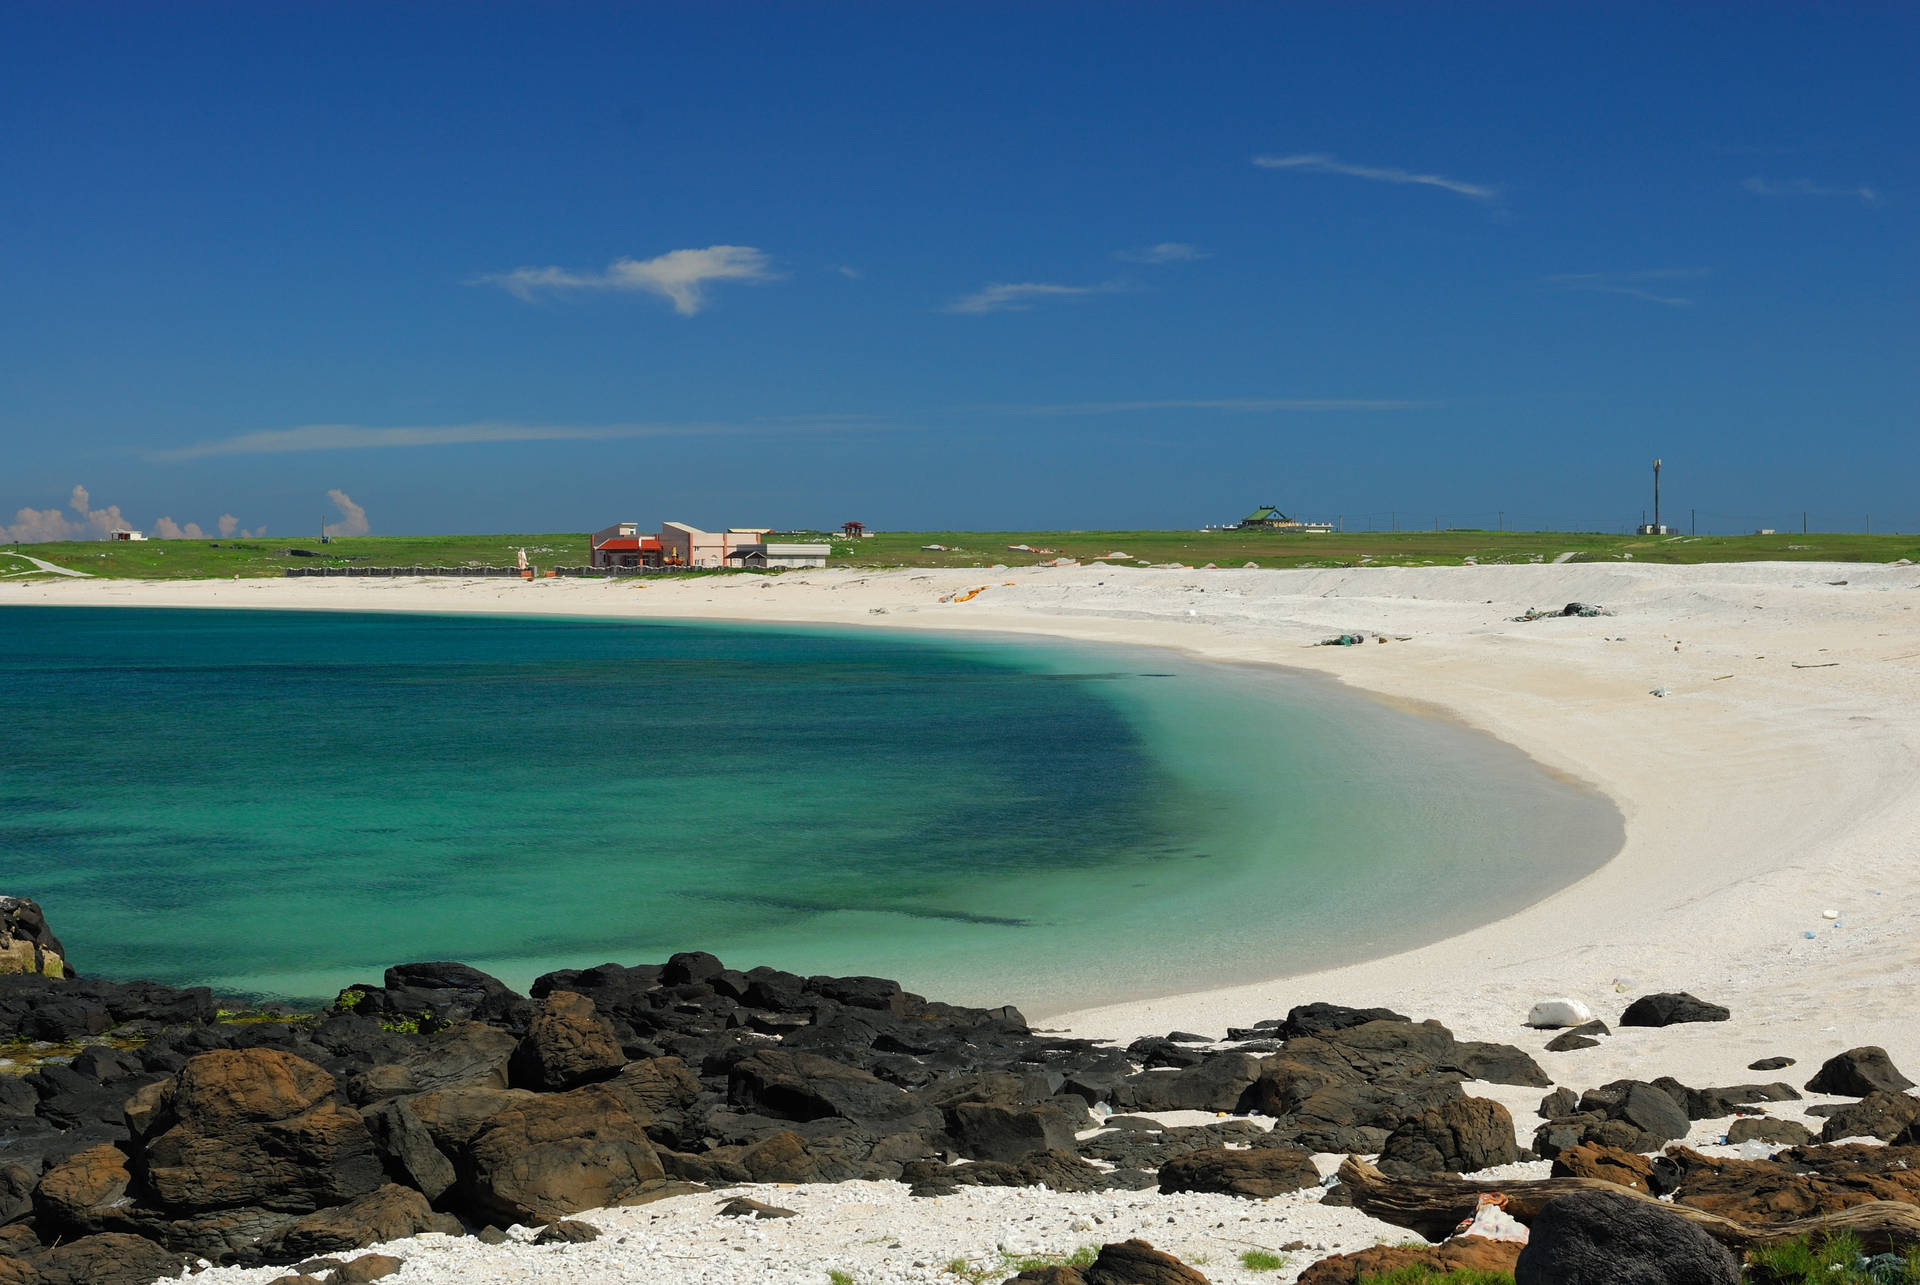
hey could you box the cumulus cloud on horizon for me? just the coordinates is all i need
[2,485,263,543]
[322,489,369,538]
[474,245,777,314]
[1253,152,1499,202]
[3,485,131,543]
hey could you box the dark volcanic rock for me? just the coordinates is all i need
[1819,1091,1920,1142]
[458,1085,667,1224]
[905,1149,1105,1197]
[1618,992,1730,1027]
[729,1049,924,1127]
[0,974,214,1043]
[34,1232,191,1285]
[947,1102,1080,1163]
[0,897,70,979]
[1109,1053,1263,1113]
[1549,1142,1655,1192]
[1158,1146,1319,1198]
[718,1196,795,1219]
[1274,1003,1410,1040]
[509,992,626,1092]
[1749,1056,1795,1071]
[1660,1144,1920,1223]
[1297,1237,1522,1285]
[1805,1047,1915,1098]
[360,1097,457,1202]
[1450,1040,1552,1088]
[1378,1097,1520,1176]
[1545,1033,1600,1053]
[255,1184,456,1261]
[31,1142,131,1235]
[532,1219,600,1244]
[1002,1237,1211,1285]
[1515,1189,1738,1285]
[128,1048,385,1216]
[1726,1117,1814,1146]
[375,962,531,1031]
[1533,1077,1693,1159]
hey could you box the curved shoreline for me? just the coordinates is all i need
[9,561,1919,1091]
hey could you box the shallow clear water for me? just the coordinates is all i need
[0,606,1621,1013]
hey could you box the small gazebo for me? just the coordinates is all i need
[841,521,865,537]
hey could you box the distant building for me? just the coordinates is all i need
[658,521,756,568]
[728,542,831,570]
[110,528,147,542]
[592,520,832,570]
[590,522,662,569]
[1237,506,1332,534]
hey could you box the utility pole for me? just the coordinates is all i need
[1691,509,1696,536]
[1498,510,1504,532]
[1652,458,1662,532]
[1391,511,1398,533]
[1803,511,1808,535]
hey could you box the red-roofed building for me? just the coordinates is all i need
[591,522,663,569]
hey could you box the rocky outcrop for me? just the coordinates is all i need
[1157,1146,1320,1197]
[1533,1079,1691,1157]
[1819,1091,1920,1142]
[1002,1238,1210,1285]
[1,928,1847,1279]
[1805,1047,1915,1098]
[1549,1141,1655,1192]
[507,991,625,1091]
[458,1085,666,1224]
[1725,1117,1813,1146]
[1664,1143,1920,1223]
[255,1185,455,1261]
[127,1049,384,1216]
[1619,992,1730,1027]
[0,899,68,979]
[1515,1189,1739,1284]
[1297,1236,1523,1285]
[1377,1096,1520,1176]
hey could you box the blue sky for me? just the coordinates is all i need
[3,4,1914,538]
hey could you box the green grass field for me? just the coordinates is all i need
[3,527,1916,580]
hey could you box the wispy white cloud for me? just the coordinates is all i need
[1545,268,1708,307]
[1743,176,1878,203]
[1114,242,1209,264]
[1253,152,1499,202]
[149,418,892,461]
[945,281,1122,315]
[995,397,1430,416]
[474,245,777,314]
[834,264,864,280]
[323,489,370,538]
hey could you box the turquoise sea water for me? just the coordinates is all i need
[0,606,1621,1014]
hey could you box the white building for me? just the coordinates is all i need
[728,542,831,569]
[110,529,147,542]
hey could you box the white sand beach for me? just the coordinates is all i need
[12,559,1920,1283]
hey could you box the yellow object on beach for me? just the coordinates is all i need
[953,586,987,603]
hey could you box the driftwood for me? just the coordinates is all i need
[1337,1156,1920,1253]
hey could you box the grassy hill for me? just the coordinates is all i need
[3,527,1916,580]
